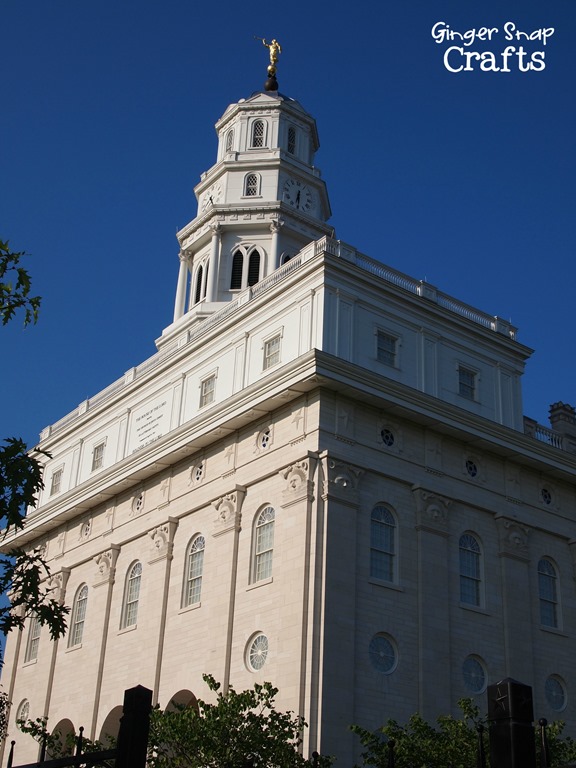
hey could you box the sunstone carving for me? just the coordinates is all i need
[322,457,362,505]
[496,517,530,559]
[280,459,314,504]
[412,487,451,533]
[46,569,70,603]
[212,488,245,535]
[93,547,120,587]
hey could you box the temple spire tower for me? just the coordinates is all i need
[165,41,332,342]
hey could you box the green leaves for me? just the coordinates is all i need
[148,674,329,768]
[0,438,45,530]
[0,240,41,326]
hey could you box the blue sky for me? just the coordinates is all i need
[2,0,575,447]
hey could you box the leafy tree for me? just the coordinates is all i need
[0,240,41,326]
[351,699,576,768]
[0,241,68,644]
[148,674,330,768]
[16,714,113,758]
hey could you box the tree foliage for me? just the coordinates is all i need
[17,714,113,758]
[0,242,68,643]
[0,240,41,327]
[148,674,330,768]
[351,699,576,768]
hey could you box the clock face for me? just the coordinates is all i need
[201,182,222,211]
[283,178,313,213]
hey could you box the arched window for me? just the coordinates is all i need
[253,506,275,582]
[68,584,88,647]
[194,265,204,304]
[251,120,265,148]
[538,558,559,628]
[459,534,482,606]
[225,129,234,153]
[287,126,296,155]
[230,251,243,289]
[370,506,396,582]
[244,173,259,197]
[247,250,260,286]
[121,562,142,629]
[183,535,205,607]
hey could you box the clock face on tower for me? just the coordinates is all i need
[283,178,313,213]
[201,182,222,212]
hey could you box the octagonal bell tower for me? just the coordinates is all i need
[166,53,332,341]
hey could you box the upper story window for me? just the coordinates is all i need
[68,584,88,647]
[121,562,142,629]
[183,535,205,607]
[225,129,234,153]
[24,615,41,663]
[459,533,482,606]
[538,558,559,628]
[200,374,216,408]
[92,443,105,472]
[370,505,396,582]
[251,120,265,148]
[287,126,296,155]
[194,262,209,305]
[50,468,63,496]
[244,173,260,197]
[247,250,260,286]
[230,251,243,289]
[253,506,275,582]
[263,335,281,370]
[458,366,477,400]
[377,331,398,367]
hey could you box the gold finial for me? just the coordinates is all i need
[255,37,282,90]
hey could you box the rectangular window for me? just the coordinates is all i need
[200,375,216,408]
[458,367,476,400]
[263,335,281,370]
[377,331,397,367]
[50,469,63,496]
[92,443,105,472]
[24,615,41,663]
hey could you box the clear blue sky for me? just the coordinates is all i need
[2,0,575,447]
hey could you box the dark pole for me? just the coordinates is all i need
[487,679,536,768]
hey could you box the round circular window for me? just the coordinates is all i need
[465,459,478,478]
[247,634,269,672]
[368,634,397,674]
[541,488,552,505]
[381,429,395,447]
[16,699,30,729]
[462,656,486,694]
[545,676,567,712]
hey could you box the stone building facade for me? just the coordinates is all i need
[3,83,576,765]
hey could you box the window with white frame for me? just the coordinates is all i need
[50,468,63,496]
[377,331,398,367]
[92,443,105,472]
[247,250,260,285]
[244,173,259,197]
[68,584,88,647]
[459,533,482,606]
[121,562,142,629]
[230,251,243,289]
[263,334,281,370]
[370,506,396,582]
[183,535,205,607]
[538,558,559,628]
[200,375,216,408]
[287,126,296,155]
[24,615,41,662]
[458,366,477,400]
[225,129,234,153]
[253,506,275,582]
[251,120,265,148]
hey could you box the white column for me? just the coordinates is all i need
[206,223,221,302]
[270,218,284,272]
[173,251,189,322]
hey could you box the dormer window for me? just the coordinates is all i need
[244,173,260,197]
[287,126,296,155]
[251,120,265,148]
